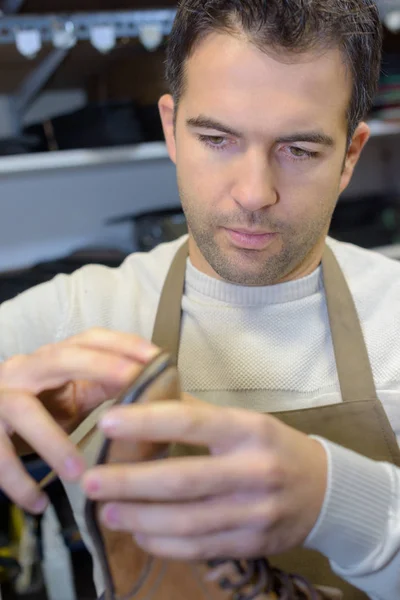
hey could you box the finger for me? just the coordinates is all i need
[0,424,48,514]
[0,390,85,481]
[64,328,160,363]
[98,402,268,451]
[132,529,263,561]
[82,455,274,501]
[98,493,272,537]
[3,347,145,396]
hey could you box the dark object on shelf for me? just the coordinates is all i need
[136,103,165,143]
[108,207,188,252]
[0,134,43,156]
[329,194,400,249]
[135,208,188,251]
[24,100,146,152]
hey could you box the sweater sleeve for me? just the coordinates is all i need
[0,273,72,359]
[305,437,400,599]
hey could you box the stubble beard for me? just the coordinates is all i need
[178,184,335,286]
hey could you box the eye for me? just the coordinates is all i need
[206,136,225,145]
[197,134,231,151]
[287,146,318,160]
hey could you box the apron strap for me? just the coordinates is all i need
[151,238,378,403]
[151,239,189,365]
[322,245,378,402]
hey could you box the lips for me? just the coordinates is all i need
[229,229,273,235]
[224,228,277,250]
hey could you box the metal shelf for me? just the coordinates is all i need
[368,120,400,137]
[0,9,177,44]
[0,141,169,175]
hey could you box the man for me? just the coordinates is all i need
[0,0,398,597]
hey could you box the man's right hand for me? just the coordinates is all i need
[0,328,159,515]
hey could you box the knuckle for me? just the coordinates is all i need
[17,486,40,511]
[186,539,208,561]
[164,472,187,496]
[87,327,107,339]
[180,406,204,437]
[253,414,274,442]
[84,327,109,343]
[114,468,135,497]
[35,342,55,355]
[0,455,12,480]
[66,327,106,346]
[0,461,39,511]
[0,392,35,423]
[264,455,285,486]
[35,342,66,362]
[261,501,282,532]
[0,354,28,379]
[8,394,37,420]
[176,514,197,536]
[227,530,264,558]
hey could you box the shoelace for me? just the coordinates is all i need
[207,558,323,600]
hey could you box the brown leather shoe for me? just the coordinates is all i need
[84,352,342,600]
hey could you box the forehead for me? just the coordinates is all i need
[182,32,352,136]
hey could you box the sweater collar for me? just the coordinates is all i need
[185,258,323,306]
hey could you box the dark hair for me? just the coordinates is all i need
[165,0,382,144]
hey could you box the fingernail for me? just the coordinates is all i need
[33,495,48,514]
[141,344,160,360]
[64,456,84,479]
[83,476,101,496]
[102,504,120,528]
[134,533,147,546]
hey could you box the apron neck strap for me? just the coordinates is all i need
[151,239,189,365]
[322,245,377,402]
[151,239,378,403]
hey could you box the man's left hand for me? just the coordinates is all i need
[82,397,327,560]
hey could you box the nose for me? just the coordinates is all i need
[231,148,278,212]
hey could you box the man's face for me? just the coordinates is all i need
[159,31,369,285]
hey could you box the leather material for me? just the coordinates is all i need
[84,351,336,600]
[149,240,400,598]
[74,239,400,599]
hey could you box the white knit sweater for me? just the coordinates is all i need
[1,234,400,599]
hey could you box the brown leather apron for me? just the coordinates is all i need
[150,239,400,598]
[43,238,399,599]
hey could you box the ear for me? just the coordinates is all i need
[158,94,177,165]
[339,122,370,194]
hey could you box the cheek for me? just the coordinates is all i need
[276,159,342,211]
[177,148,228,209]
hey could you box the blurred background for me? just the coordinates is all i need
[0,1,398,599]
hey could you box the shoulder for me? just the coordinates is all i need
[121,234,188,291]
[71,234,188,295]
[326,237,400,293]
[59,234,189,337]
[326,238,400,387]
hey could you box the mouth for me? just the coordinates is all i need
[223,228,278,250]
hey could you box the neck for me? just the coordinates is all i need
[187,234,327,286]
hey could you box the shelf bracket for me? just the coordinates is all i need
[14,48,69,115]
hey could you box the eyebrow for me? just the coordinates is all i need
[187,116,243,138]
[186,115,335,147]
